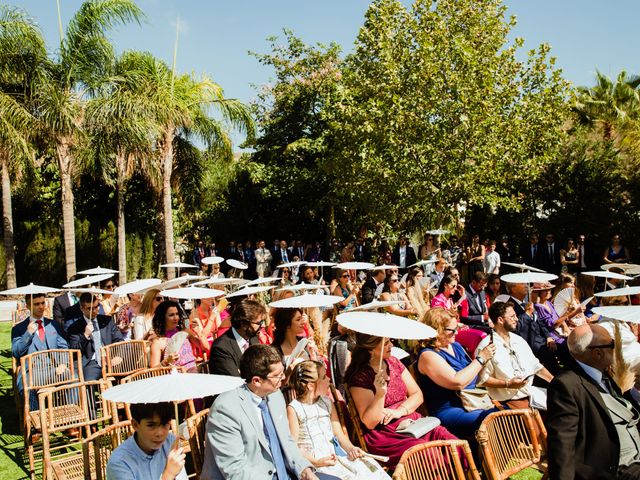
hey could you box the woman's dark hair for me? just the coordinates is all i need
[239,344,282,382]
[382,273,398,294]
[406,267,423,288]
[437,275,457,296]
[130,402,173,425]
[272,307,303,347]
[151,300,180,336]
[344,333,382,385]
[297,265,314,284]
[486,273,501,292]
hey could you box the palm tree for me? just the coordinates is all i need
[37,0,143,280]
[0,6,47,288]
[574,70,640,141]
[114,51,255,278]
[85,51,160,284]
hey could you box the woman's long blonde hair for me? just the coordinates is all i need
[139,289,161,317]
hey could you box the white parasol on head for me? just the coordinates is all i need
[501,262,546,273]
[592,306,640,323]
[500,272,558,297]
[581,270,632,291]
[225,285,274,299]
[277,261,307,269]
[65,287,113,320]
[160,287,225,300]
[0,283,60,313]
[369,265,398,271]
[337,311,437,370]
[190,277,248,287]
[161,262,199,278]
[63,273,114,289]
[601,263,640,276]
[277,283,327,292]
[595,286,640,298]
[201,256,225,265]
[101,371,244,423]
[305,261,337,281]
[114,278,162,296]
[409,259,438,268]
[334,262,375,271]
[226,259,248,270]
[77,266,119,275]
[269,295,343,309]
[349,300,406,312]
[242,277,281,287]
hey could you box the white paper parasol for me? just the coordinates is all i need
[426,229,450,235]
[601,263,640,275]
[500,272,558,284]
[160,287,225,300]
[337,311,436,340]
[269,295,343,309]
[349,300,406,312]
[201,256,225,265]
[225,285,274,298]
[334,262,375,270]
[0,283,59,296]
[63,273,114,288]
[226,259,248,270]
[392,346,410,360]
[101,371,244,403]
[278,283,327,292]
[305,261,337,267]
[595,286,640,298]
[242,277,281,287]
[592,306,640,323]
[191,277,247,287]
[581,270,632,280]
[68,287,113,296]
[501,262,546,273]
[77,266,119,275]
[161,262,198,269]
[410,259,438,267]
[114,278,162,296]
[277,261,307,269]
[369,264,399,271]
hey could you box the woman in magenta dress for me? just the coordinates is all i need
[345,332,459,467]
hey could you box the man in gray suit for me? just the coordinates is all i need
[201,344,318,480]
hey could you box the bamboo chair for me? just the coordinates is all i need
[100,340,149,382]
[343,385,368,452]
[393,440,481,480]
[475,408,547,480]
[82,421,134,480]
[39,380,113,480]
[21,349,84,479]
[185,408,210,478]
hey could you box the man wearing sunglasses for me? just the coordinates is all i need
[547,324,640,479]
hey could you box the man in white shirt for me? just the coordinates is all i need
[483,240,501,274]
[476,301,553,409]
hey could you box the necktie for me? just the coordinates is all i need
[602,376,633,409]
[549,245,554,264]
[35,320,45,342]
[282,249,288,263]
[258,399,288,480]
[92,319,103,365]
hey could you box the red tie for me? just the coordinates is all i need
[35,320,45,342]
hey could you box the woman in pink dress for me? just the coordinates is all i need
[345,332,459,467]
[431,274,467,310]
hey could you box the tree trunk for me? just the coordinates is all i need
[116,154,127,284]
[1,156,16,289]
[161,129,176,279]
[57,141,77,280]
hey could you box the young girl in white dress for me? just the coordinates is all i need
[287,360,390,479]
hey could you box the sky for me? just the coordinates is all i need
[14,0,640,146]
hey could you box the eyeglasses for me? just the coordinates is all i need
[444,327,458,334]
[265,371,285,380]
[250,319,266,328]
[154,296,162,302]
[587,340,615,350]
[104,284,115,289]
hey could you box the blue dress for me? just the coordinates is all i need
[417,342,499,438]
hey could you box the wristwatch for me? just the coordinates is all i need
[476,356,487,366]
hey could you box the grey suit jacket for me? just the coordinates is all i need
[201,386,312,479]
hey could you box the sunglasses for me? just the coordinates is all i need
[587,340,615,350]
[154,296,163,302]
[390,279,399,283]
[104,284,115,289]
[340,274,350,278]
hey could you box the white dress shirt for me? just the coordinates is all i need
[231,327,249,353]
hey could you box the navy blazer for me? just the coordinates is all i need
[462,284,488,326]
[208,328,259,377]
[11,317,69,391]
[512,296,552,354]
[67,315,125,365]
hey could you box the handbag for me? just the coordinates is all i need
[395,416,441,438]
[457,388,495,412]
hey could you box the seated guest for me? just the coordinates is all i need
[107,402,187,479]
[532,282,585,347]
[379,273,417,317]
[132,288,162,340]
[116,292,142,340]
[345,332,459,468]
[149,301,208,372]
[272,308,319,365]
[405,267,430,318]
[431,274,467,310]
[67,293,126,380]
[362,268,386,305]
[201,344,317,479]
[460,271,491,333]
[485,273,501,303]
[12,293,69,408]
[194,296,221,351]
[208,299,265,376]
[475,302,553,409]
[547,324,640,479]
[287,360,390,479]
[429,258,447,289]
[416,308,499,438]
[332,269,359,311]
[52,285,78,328]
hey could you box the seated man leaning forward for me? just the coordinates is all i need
[201,344,318,480]
[107,402,187,480]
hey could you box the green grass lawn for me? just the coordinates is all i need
[0,321,30,479]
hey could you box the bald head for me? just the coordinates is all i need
[568,324,614,371]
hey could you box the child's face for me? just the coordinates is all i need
[132,413,171,455]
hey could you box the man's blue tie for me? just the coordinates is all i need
[258,399,288,480]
